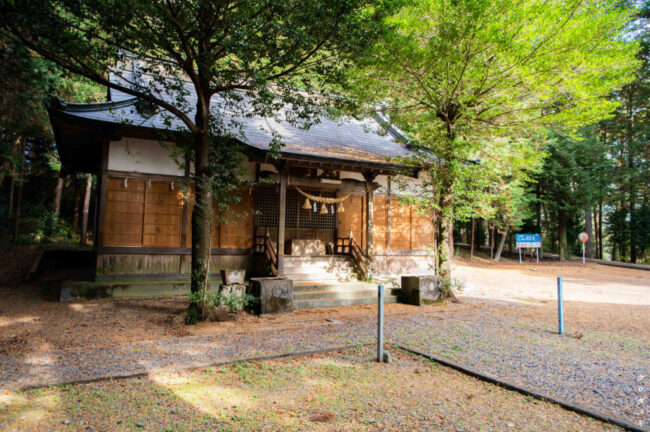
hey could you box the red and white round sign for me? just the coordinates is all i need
[578,232,589,243]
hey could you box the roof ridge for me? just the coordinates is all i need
[52,97,137,113]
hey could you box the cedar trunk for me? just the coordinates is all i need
[80,174,92,245]
[494,228,508,261]
[52,177,63,215]
[584,205,594,258]
[470,218,475,260]
[12,137,25,242]
[72,174,81,234]
[558,210,569,261]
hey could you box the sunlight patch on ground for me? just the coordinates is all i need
[0,316,39,328]
[150,370,255,419]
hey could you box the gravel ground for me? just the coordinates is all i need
[0,346,622,432]
[1,246,648,430]
[1,300,648,429]
[387,302,649,430]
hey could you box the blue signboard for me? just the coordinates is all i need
[516,234,541,248]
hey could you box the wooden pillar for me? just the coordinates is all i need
[277,167,287,275]
[387,177,391,250]
[363,171,377,256]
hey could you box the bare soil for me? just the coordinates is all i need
[1,245,648,356]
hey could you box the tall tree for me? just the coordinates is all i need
[1,0,391,318]
[598,1,650,263]
[349,0,639,281]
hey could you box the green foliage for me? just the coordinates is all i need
[187,290,257,313]
[347,0,640,269]
[532,3,649,263]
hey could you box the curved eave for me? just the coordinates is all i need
[49,99,421,177]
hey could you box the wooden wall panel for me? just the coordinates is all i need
[143,180,183,247]
[391,201,411,250]
[411,208,434,250]
[104,178,145,247]
[338,195,365,247]
[373,196,388,252]
[219,192,254,249]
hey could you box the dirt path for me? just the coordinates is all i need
[452,255,650,305]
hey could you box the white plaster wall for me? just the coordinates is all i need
[340,170,364,182]
[108,138,187,176]
[376,173,424,196]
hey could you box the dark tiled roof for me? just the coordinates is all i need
[52,71,415,168]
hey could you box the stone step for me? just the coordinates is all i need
[282,266,356,274]
[282,260,355,269]
[294,289,396,301]
[284,273,356,282]
[292,282,379,293]
[283,255,350,261]
[293,295,399,309]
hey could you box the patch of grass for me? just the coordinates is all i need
[0,346,618,432]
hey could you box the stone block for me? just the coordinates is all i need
[249,277,293,314]
[400,275,441,305]
[220,269,246,285]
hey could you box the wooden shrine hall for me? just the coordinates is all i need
[48,68,436,306]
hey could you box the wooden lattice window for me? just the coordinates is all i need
[256,186,279,228]
[256,187,336,230]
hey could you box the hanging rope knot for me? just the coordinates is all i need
[294,186,351,213]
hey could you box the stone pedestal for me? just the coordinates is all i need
[220,269,246,285]
[400,275,442,305]
[249,277,293,314]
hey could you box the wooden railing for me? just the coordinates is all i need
[334,237,351,254]
[349,237,371,280]
[253,232,278,276]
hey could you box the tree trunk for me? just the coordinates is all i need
[448,219,454,257]
[584,205,594,258]
[494,228,509,261]
[470,218,475,261]
[80,174,92,245]
[627,91,637,263]
[72,175,81,234]
[189,129,213,321]
[8,175,15,217]
[597,201,603,259]
[12,138,25,243]
[435,172,453,293]
[490,225,495,259]
[558,210,569,261]
[436,209,452,286]
[0,135,20,189]
[52,177,64,214]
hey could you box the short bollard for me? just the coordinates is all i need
[377,284,384,363]
[557,277,564,335]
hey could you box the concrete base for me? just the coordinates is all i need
[59,276,222,301]
[372,252,434,277]
[97,254,251,276]
[400,275,441,305]
[249,277,293,314]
